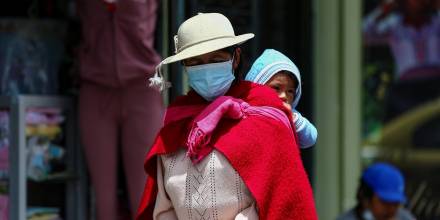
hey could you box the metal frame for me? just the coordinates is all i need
[0,95,86,220]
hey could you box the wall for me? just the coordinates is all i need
[313,0,362,218]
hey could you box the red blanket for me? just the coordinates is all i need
[136,81,318,220]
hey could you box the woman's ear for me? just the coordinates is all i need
[233,47,241,69]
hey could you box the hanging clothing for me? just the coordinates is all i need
[79,82,164,219]
[77,0,164,219]
[77,0,161,88]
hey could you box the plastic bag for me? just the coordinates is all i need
[0,19,66,95]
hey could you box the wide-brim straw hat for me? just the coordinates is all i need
[150,12,254,90]
[163,12,254,64]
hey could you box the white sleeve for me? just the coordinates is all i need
[234,203,259,220]
[153,157,178,220]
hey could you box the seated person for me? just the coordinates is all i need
[337,162,415,220]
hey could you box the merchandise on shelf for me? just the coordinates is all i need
[0,194,8,220]
[0,96,85,220]
[0,111,8,219]
[27,207,61,220]
[25,108,66,181]
[0,111,9,180]
[26,108,64,139]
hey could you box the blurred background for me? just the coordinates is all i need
[0,0,439,219]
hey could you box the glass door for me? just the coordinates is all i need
[361,0,440,219]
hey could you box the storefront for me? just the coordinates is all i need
[1,0,439,219]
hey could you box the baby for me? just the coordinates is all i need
[246,49,317,148]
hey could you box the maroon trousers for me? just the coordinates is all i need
[79,83,164,220]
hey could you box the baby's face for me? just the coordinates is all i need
[265,71,297,109]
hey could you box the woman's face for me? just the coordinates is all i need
[183,50,232,66]
[266,71,297,110]
[368,194,401,220]
[183,48,241,68]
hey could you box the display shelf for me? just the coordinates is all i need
[0,95,86,220]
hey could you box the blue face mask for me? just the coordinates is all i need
[185,59,236,101]
[362,209,375,220]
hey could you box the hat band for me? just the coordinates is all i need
[176,35,236,54]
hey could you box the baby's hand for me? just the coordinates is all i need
[282,102,292,112]
[281,102,297,120]
[292,112,297,121]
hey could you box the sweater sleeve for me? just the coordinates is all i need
[293,110,318,148]
[153,157,178,220]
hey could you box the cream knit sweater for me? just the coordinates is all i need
[153,148,258,220]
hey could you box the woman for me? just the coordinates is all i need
[136,13,317,220]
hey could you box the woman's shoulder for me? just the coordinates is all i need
[169,81,283,108]
[232,81,285,108]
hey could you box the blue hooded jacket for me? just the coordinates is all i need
[245,49,317,148]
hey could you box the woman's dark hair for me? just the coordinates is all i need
[354,179,375,220]
[220,46,247,80]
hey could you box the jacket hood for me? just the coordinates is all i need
[245,49,302,108]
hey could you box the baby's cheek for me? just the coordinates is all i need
[288,95,295,104]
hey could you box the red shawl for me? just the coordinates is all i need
[136,81,318,220]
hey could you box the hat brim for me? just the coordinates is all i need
[162,33,254,65]
[376,190,407,203]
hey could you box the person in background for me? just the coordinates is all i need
[363,0,440,80]
[364,0,440,123]
[245,49,317,148]
[136,13,317,220]
[337,162,415,220]
[77,0,164,219]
